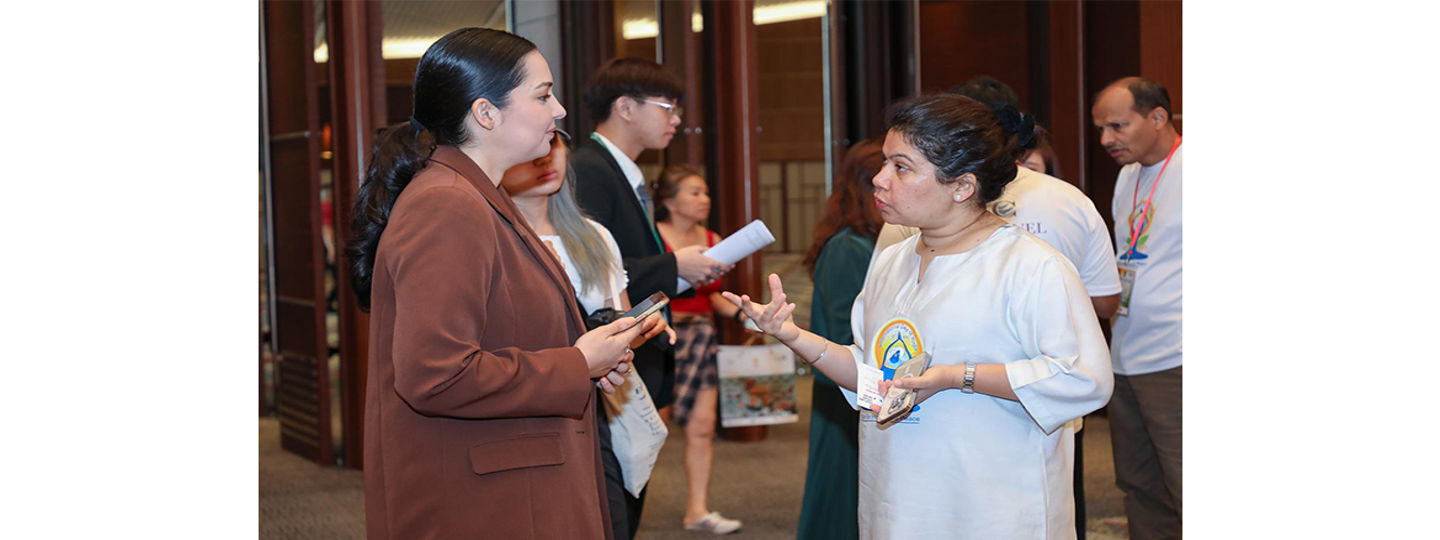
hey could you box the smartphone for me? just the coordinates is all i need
[878,351,932,427]
[621,291,669,329]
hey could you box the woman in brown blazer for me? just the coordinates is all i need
[347,28,661,539]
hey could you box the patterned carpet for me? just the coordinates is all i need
[259,420,365,539]
[260,382,1130,539]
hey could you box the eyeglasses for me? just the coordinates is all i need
[642,99,684,118]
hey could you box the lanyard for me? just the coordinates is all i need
[591,132,666,252]
[1124,136,1181,259]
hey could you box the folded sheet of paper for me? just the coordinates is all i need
[676,219,776,293]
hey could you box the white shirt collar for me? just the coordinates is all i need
[591,131,646,192]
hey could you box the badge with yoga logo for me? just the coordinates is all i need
[871,317,923,381]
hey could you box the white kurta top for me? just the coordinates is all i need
[840,225,1113,540]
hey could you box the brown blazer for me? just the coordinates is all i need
[363,146,612,539]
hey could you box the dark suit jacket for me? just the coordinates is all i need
[571,137,677,408]
[363,146,612,539]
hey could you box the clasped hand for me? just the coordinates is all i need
[871,364,961,413]
[574,311,674,393]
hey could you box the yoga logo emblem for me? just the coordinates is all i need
[872,318,923,380]
[1124,203,1153,260]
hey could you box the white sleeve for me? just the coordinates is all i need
[1003,257,1115,434]
[1075,198,1123,296]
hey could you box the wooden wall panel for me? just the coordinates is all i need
[757,18,824,161]
[918,1,1031,100]
[1082,0,1140,231]
[1140,0,1182,131]
[1047,0,1086,187]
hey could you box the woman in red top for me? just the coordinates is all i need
[653,164,745,534]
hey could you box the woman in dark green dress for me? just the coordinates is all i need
[796,139,885,540]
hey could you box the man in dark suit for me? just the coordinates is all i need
[572,57,727,539]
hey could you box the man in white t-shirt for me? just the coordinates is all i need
[1092,76,1182,540]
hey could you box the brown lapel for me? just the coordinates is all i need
[428,146,588,337]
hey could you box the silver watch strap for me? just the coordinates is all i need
[961,362,976,394]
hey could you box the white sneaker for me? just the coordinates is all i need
[684,511,742,534]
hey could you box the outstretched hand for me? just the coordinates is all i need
[720,273,800,342]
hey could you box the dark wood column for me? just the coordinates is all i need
[838,0,918,144]
[825,0,849,182]
[324,0,385,470]
[703,0,766,442]
[262,0,333,466]
[1082,0,1140,232]
[559,0,615,137]
[705,0,762,322]
[1047,0,1088,189]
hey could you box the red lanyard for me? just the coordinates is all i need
[1125,136,1181,259]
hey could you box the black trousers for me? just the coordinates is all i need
[597,392,647,539]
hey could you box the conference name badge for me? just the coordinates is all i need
[857,317,924,418]
[1116,259,1139,317]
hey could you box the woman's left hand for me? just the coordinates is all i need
[871,364,960,413]
[596,361,631,393]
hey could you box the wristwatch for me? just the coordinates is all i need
[960,362,976,394]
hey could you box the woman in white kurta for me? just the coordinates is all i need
[725,95,1113,539]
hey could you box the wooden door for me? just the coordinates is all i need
[262,0,334,465]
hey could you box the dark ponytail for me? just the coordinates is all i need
[347,27,537,311]
[347,123,435,310]
[884,94,1037,207]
